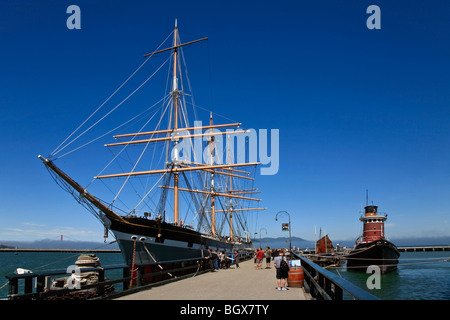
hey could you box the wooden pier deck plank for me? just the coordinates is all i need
[116,259,310,300]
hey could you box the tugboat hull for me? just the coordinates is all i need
[346,239,400,274]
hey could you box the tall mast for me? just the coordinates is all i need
[229,169,233,240]
[172,19,180,225]
[228,135,234,240]
[173,19,179,131]
[209,113,216,236]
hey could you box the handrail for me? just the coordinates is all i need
[291,252,379,300]
[5,264,128,282]
[4,258,210,300]
[4,253,254,300]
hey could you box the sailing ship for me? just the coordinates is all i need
[308,232,344,267]
[346,201,399,274]
[316,234,334,254]
[39,21,265,265]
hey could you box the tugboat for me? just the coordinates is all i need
[346,201,399,274]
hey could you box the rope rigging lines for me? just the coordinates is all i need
[50,30,174,160]
[39,24,260,246]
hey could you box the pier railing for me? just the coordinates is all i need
[6,259,210,300]
[291,252,379,300]
[6,263,130,300]
[4,252,253,300]
[5,250,376,300]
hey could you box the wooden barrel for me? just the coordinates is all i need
[287,266,304,288]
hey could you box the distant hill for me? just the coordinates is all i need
[0,243,14,249]
[256,236,315,250]
[0,239,119,250]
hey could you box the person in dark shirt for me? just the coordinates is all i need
[265,247,272,269]
[273,250,289,290]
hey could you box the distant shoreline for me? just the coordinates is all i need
[1,235,449,252]
[0,248,121,253]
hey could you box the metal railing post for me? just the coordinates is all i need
[291,252,379,300]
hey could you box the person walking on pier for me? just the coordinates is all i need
[207,249,219,271]
[265,246,272,269]
[233,250,240,268]
[274,250,289,291]
[255,248,265,269]
[218,250,224,269]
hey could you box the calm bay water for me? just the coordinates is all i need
[1,251,449,300]
[0,251,125,299]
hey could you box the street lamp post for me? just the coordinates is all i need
[243,230,250,243]
[275,210,292,253]
[259,227,267,248]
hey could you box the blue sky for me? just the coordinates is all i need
[1,0,450,244]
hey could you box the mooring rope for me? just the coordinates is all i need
[0,281,8,291]
[129,237,137,288]
[140,239,174,277]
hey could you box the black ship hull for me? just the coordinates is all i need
[346,239,400,274]
[108,216,252,265]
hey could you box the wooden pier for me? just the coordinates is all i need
[115,259,311,300]
[5,252,379,301]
